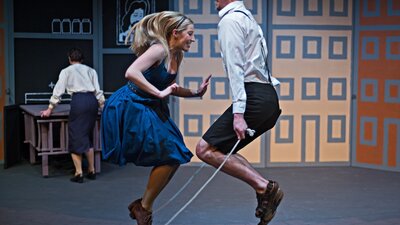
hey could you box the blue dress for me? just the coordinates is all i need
[101,62,193,166]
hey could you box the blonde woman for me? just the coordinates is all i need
[101,11,211,225]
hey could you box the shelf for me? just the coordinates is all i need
[14,32,93,40]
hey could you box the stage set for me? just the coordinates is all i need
[1,0,400,225]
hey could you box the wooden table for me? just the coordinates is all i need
[20,104,101,177]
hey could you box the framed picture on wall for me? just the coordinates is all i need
[116,0,155,46]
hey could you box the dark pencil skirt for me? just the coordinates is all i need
[68,92,98,154]
[202,82,282,154]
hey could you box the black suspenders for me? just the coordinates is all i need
[222,9,272,83]
[233,10,251,19]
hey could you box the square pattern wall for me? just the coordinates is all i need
[354,0,400,171]
[271,0,352,165]
[172,0,399,170]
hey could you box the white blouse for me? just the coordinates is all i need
[49,63,105,109]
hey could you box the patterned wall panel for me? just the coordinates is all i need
[175,0,266,164]
[270,0,352,166]
[354,0,400,171]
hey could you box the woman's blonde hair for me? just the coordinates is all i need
[125,11,193,64]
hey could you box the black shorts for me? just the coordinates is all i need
[202,83,281,154]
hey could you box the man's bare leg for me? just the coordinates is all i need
[196,138,283,224]
[196,139,269,193]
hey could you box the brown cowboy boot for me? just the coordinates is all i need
[255,180,284,225]
[128,198,153,225]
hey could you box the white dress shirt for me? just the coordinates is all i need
[218,1,279,114]
[49,63,105,108]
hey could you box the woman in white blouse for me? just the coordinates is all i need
[40,48,105,183]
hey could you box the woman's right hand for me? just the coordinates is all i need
[40,108,52,118]
[158,83,179,98]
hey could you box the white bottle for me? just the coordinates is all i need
[81,18,91,34]
[61,18,71,34]
[51,19,61,34]
[72,19,82,34]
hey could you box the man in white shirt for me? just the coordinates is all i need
[196,1,283,224]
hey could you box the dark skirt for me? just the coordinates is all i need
[68,92,98,154]
[202,83,281,154]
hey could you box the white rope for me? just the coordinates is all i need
[153,163,207,214]
[164,129,255,225]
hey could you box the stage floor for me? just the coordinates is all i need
[1,160,400,225]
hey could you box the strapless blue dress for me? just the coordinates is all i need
[101,62,193,166]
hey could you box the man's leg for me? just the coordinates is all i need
[196,139,268,193]
[196,138,283,224]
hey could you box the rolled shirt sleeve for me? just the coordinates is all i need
[49,70,68,108]
[218,18,247,114]
[90,69,105,107]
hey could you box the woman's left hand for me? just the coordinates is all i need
[195,74,212,97]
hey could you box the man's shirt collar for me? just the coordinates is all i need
[218,1,244,18]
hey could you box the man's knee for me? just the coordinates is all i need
[195,139,211,160]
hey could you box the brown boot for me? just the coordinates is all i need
[128,198,152,225]
[128,199,138,219]
[255,180,284,225]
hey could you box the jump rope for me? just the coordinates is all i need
[151,128,256,225]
